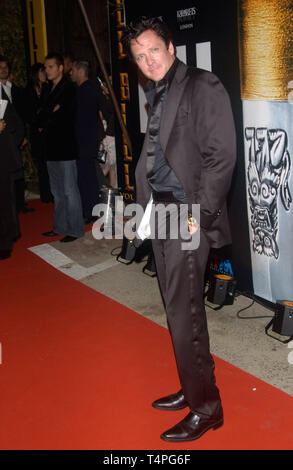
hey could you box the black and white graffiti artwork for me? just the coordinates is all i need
[245,128,292,259]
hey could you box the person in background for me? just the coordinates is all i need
[0,87,25,259]
[38,52,84,243]
[70,59,106,224]
[25,63,52,203]
[63,53,74,80]
[97,66,117,188]
[0,55,34,214]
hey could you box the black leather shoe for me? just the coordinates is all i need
[152,390,188,411]
[160,410,223,442]
[0,249,12,260]
[84,216,98,225]
[20,206,35,214]
[42,230,58,237]
[60,235,78,243]
[13,233,21,242]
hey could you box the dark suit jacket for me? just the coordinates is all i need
[0,98,24,173]
[11,83,27,124]
[75,79,105,159]
[1,83,27,121]
[0,97,24,247]
[37,77,78,161]
[135,60,236,249]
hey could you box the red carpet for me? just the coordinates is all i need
[0,199,292,450]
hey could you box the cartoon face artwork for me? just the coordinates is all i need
[245,128,292,259]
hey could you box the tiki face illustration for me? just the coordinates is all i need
[245,128,291,259]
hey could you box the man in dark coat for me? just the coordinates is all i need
[122,17,236,442]
[38,52,84,243]
[0,55,34,214]
[70,59,106,224]
[0,87,25,259]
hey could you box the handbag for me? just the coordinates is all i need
[97,141,107,164]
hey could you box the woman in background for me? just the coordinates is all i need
[25,63,53,203]
[0,96,24,259]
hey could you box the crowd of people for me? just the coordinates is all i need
[0,52,116,258]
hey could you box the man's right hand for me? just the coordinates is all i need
[0,119,6,133]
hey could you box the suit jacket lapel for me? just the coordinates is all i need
[160,61,190,153]
[0,85,10,102]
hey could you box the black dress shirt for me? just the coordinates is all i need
[145,58,187,203]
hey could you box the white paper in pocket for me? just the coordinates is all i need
[0,99,8,119]
[137,195,153,241]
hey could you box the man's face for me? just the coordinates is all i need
[130,29,175,82]
[70,63,79,84]
[0,61,9,81]
[38,68,46,84]
[44,58,63,82]
[64,57,73,75]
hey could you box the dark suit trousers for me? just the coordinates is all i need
[151,209,222,417]
[31,134,53,203]
[76,158,101,219]
[14,173,26,212]
[0,175,19,250]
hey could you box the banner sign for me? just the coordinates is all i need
[108,0,144,203]
[238,0,293,302]
[176,7,197,31]
[25,0,48,64]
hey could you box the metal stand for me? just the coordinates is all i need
[142,250,157,277]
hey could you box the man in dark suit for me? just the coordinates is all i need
[122,17,236,442]
[70,59,106,224]
[0,55,34,214]
[0,87,25,259]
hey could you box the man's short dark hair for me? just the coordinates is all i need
[121,16,174,58]
[0,55,11,72]
[45,52,64,68]
[29,62,45,87]
[74,59,90,77]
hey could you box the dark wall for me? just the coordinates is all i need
[44,0,110,75]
